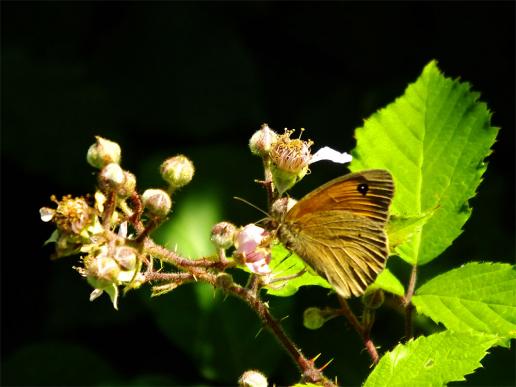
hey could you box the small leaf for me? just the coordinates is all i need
[412,262,516,346]
[43,229,59,245]
[265,244,331,297]
[364,330,499,387]
[368,268,405,297]
[386,210,435,251]
[350,60,499,265]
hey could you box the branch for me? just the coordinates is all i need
[403,264,418,340]
[338,297,379,365]
[141,239,335,385]
[202,270,336,386]
[143,239,235,270]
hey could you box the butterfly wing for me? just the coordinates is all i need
[284,211,388,298]
[280,169,394,298]
[287,170,393,223]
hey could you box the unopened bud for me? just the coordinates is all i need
[215,272,233,290]
[160,155,195,189]
[303,307,326,330]
[117,171,136,198]
[211,221,237,250]
[85,255,120,289]
[361,289,385,310]
[98,163,125,192]
[142,189,172,217]
[87,136,121,169]
[249,124,278,157]
[238,370,268,387]
[271,197,297,220]
[113,246,137,271]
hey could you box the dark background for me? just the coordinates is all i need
[2,2,514,386]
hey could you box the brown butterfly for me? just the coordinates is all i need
[274,169,394,298]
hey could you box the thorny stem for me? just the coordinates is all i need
[262,157,275,209]
[102,191,117,228]
[144,239,236,271]
[196,270,335,386]
[135,217,162,243]
[403,264,418,340]
[338,297,379,365]
[144,271,195,283]
[140,238,335,385]
[128,191,144,232]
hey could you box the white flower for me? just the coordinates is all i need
[310,146,352,164]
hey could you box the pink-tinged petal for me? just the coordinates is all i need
[246,258,272,275]
[235,224,269,256]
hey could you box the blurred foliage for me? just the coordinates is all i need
[2,2,514,386]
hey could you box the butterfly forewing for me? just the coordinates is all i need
[286,170,394,224]
[278,169,394,298]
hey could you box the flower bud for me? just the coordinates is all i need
[249,123,278,157]
[142,188,172,217]
[160,155,195,189]
[98,163,126,192]
[215,272,233,290]
[117,171,137,198]
[271,197,297,220]
[362,309,375,331]
[270,129,313,194]
[84,254,120,290]
[86,136,121,169]
[303,307,327,330]
[238,370,268,387]
[211,221,237,250]
[113,246,137,271]
[361,289,385,310]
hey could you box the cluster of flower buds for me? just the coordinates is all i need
[249,124,353,195]
[41,136,195,308]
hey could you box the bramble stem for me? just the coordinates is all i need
[142,239,335,386]
[144,239,234,271]
[403,264,418,340]
[338,297,379,365]
[201,271,335,386]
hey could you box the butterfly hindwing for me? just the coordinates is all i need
[286,211,388,298]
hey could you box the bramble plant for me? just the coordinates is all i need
[40,61,515,386]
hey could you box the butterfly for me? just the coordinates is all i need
[274,169,394,298]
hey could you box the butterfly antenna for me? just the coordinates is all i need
[233,196,270,217]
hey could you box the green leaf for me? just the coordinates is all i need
[43,229,59,245]
[412,262,516,346]
[364,330,499,387]
[368,268,405,297]
[350,60,499,265]
[264,246,404,297]
[386,210,435,251]
[264,244,331,297]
